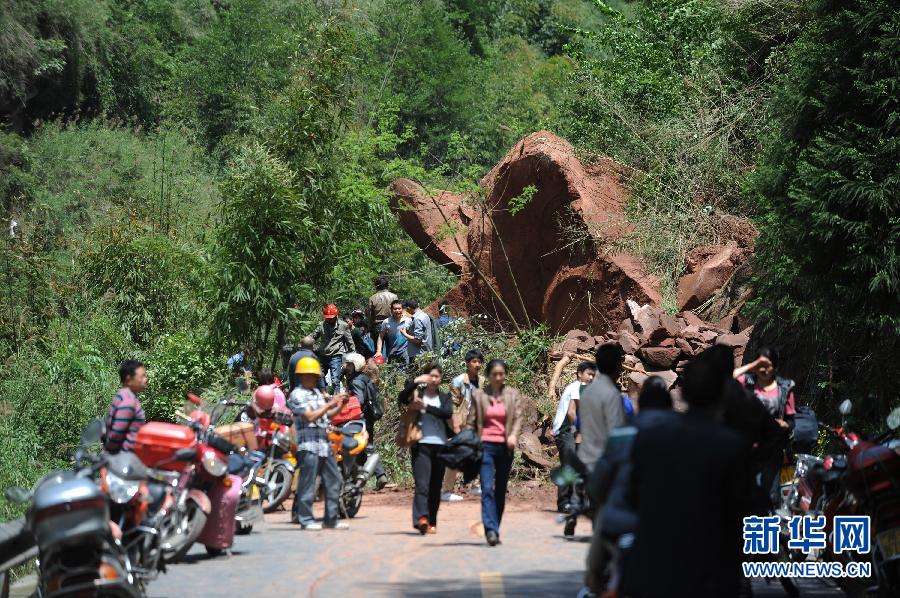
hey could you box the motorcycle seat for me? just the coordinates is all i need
[106,452,149,481]
[340,421,365,436]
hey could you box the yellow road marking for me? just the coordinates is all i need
[480,572,505,598]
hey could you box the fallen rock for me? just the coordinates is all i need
[619,331,642,355]
[677,243,747,311]
[519,430,552,468]
[639,346,681,369]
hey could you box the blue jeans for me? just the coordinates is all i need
[480,442,513,535]
[320,354,344,391]
[293,450,341,526]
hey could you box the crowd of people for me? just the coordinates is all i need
[547,340,798,598]
[101,272,801,595]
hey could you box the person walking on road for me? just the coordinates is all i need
[623,351,749,598]
[287,357,350,530]
[733,346,796,505]
[466,359,524,546]
[567,344,627,536]
[103,360,148,454]
[312,304,354,391]
[367,275,397,350]
[376,300,411,367]
[342,352,388,490]
[442,349,485,502]
[398,362,452,534]
[553,361,596,513]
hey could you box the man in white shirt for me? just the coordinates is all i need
[552,361,596,514]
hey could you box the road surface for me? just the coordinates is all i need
[148,488,845,597]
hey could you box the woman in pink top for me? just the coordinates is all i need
[733,346,797,502]
[466,360,524,546]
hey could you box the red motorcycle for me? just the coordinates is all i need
[837,403,900,596]
[779,401,900,597]
[134,401,241,561]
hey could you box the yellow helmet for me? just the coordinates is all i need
[295,357,321,375]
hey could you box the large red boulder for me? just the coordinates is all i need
[391,131,661,334]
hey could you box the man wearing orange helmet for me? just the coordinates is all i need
[312,303,354,392]
[287,356,350,530]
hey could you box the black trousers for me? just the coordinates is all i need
[555,426,577,510]
[411,443,445,528]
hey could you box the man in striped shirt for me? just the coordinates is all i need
[104,360,148,454]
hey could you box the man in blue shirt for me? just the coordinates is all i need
[376,300,411,366]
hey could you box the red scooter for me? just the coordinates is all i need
[134,399,241,561]
[833,402,900,596]
[780,401,900,597]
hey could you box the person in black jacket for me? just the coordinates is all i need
[342,352,388,490]
[624,351,750,598]
[398,361,452,534]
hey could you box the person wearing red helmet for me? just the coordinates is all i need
[312,303,354,392]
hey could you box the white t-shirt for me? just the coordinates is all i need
[553,381,583,434]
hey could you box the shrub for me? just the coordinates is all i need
[142,331,225,423]
[81,228,209,346]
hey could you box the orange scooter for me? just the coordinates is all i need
[328,397,380,518]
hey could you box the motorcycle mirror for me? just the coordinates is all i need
[838,399,853,415]
[80,418,105,446]
[186,393,202,406]
[4,486,30,504]
[887,407,900,431]
[174,448,198,462]
[549,464,580,487]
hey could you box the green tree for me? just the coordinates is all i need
[749,0,899,407]
[210,143,309,365]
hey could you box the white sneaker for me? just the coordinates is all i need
[441,492,464,502]
[324,522,350,530]
[470,486,482,497]
[301,522,323,530]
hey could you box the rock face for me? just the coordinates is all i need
[390,131,661,334]
[390,131,753,334]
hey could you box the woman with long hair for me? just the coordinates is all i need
[398,361,452,534]
[466,359,524,546]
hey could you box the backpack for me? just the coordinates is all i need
[332,395,363,425]
[365,377,384,421]
[791,406,819,452]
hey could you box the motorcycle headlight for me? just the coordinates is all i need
[202,450,227,477]
[106,471,141,504]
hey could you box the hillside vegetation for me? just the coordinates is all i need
[1,0,897,518]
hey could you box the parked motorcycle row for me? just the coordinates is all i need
[775,400,900,597]
[0,387,381,597]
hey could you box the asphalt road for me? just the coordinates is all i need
[147,489,846,598]
[151,491,586,597]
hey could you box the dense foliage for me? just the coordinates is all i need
[748,0,900,411]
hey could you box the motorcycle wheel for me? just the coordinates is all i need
[339,490,363,519]
[161,501,207,564]
[262,463,293,513]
